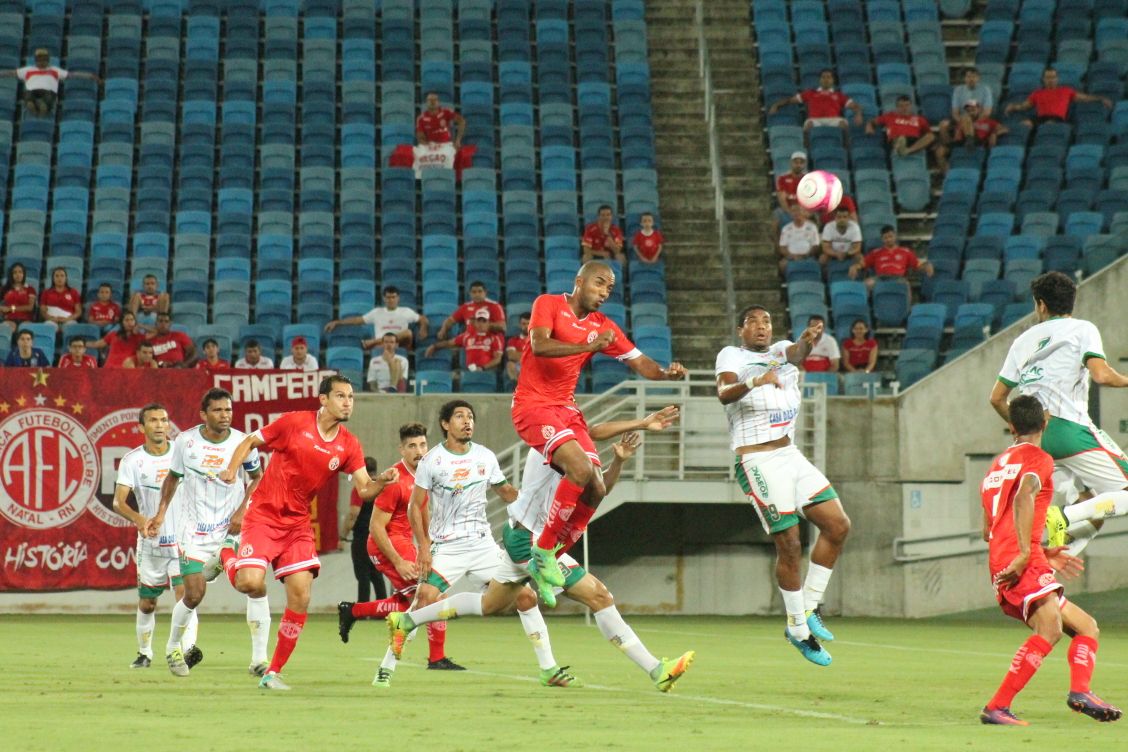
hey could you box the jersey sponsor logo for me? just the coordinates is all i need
[767,407,798,428]
[751,466,770,498]
[329,456,340,471]
[541,425,556,440]
[451,468,471,481]
[1018,366,1044,385]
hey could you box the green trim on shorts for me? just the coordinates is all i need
[502,523,587,589]
[734,457,800,535]
[425,569,451,593]
[178,555,204,576]
[1042,416,1100,461]
[138,584,166,599]
[808,486,839,505]
[170,574,183,587]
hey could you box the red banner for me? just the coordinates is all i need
[0,368,342,592]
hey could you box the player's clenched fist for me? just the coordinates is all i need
[588,330,616,352]
[664,362,688,380]
[378,466,400,485]
[217,467,237,483]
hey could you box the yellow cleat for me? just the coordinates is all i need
[1045,504,1068,548]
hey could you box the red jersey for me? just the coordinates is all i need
[874,112,931,140]
[57,354,98,368]
[862,246,922,277]
[2,285,35,323]
[776,173,802,205]
[195,358,231,371]
[416,108,457,142]
[514,293,640,408]
[246,410,366,530]
[455,331,504,368]
[981,442,1054,576]
[150,331,194,365]
[842,337,877,368]
[819,195,857,225]
[103,330,147,368]
[40,287,81,318]
[372,459,418,544]
[451,299,505,328]
[632,230,665,262]
[799,88,851,119]
[955,118,1002,144]
[506,333,529,355]
[582,222,624,255]
[86,300,121,326]
[136,291,161,312]
[1028,87,1076,120]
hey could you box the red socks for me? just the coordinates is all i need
[351,597,404,619]
[536,477,584,550]
[559,501,597,555]
[988,634,1053,709]
[220,547,238,587]
[1068,635,1098,693]
[427,622,447,663]
[268,608,307,674]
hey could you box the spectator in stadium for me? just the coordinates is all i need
[5,329,49,367]
[148,312,196,367]
[778,205,821,274]
[632,212,665,264]
[365,332,409,393]
[122,341,159,369]
[38,266,83,330]
[84,282,122,330]
[195,338,230,372]
[89,311,147,367]
[849,225,934,294]
[505,311,531,384]
[0,48,100,117]
[416,91,466,149]
[818,205,863,271]
[1,262,36,333]
[1003,67,1112,127]
[766,69,864,137]
[425,308,504,373]
[57,335,98,368]
[841,319,879,375]
[866,96,935,158]
[435,281,506,340]
[772,151,809,237]
[801,315,841,373]
[279,335,319,372]
[935,100,1008,173]
[818,193,857,226]
[128,274,170,327]
[582,205,626,266]
[329,286,428,350]
[235,339,274,370]
[938,67,994,140]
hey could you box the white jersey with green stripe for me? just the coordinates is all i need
[414,441,507,543]
[116,444,179,558]
[169,425,261,537]
[998,317,1105,426]
[715,342,802,450]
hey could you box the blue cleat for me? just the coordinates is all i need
[806,607,834,641]
[785,629,832,666]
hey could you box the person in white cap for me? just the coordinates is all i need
[773,151,809,238]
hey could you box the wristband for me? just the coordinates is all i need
[744,375,758,389]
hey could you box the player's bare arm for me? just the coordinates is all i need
[626,353,688,381]
[493,482,520,504]
[589,405,680,441]
[370,505,418,581]
[529,325,613,357]
[112,484,147,534]
[601,432,642,494]
[218,433,267,482]
[988,380,1013,422]
[716,369,782,405]
[353,465,400,502]
[228,467,263,534]
[146,469,182,538]
[1087,357,1128,388]
[785,320,823,364]
[995,474,1040,585]
[407,485,432,578]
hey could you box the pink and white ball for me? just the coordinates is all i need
[796,170,843,213]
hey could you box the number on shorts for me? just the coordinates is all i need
[766,503,781,522]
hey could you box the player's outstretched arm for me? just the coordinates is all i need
[785,319,823,364]
[602,432,641,494]
[112,484,147,534]
[625,353,687,381]
[589,405,679,441]
[988,380,1013,423]
[218,433,266,483]
[354,465,400,501]
[1087,358,1128,388]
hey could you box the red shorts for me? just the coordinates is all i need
[366,535,418,599]
[994,562,1065,623]
[512,403,602,466]
[236,519,320,580]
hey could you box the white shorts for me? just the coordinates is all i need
[805,117,847,128]
[1056,428,1128,495]
[494,522,582,592]
[137,542,181,593]
[179,528,228,565]
[735,445,838,534]
[426,533,502,593]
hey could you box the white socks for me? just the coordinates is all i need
[379,646,398,672]
[183,608,199,650]
[803,563,833,613]
[407,592,483,628]
[593,605,661,675]
[1063,491,1128,525]
[167,599,195,653]
[518,606,558,671]
[780,588,810,640]
[136,609,155,658]
[246,596,271,664]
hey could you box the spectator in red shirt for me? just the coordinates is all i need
[195,338,231,372]
[772,151,808,236]
[0,47,100,117]
[935,101,1008,173]
[57,335,98,368]
[89,311,148,367]
[849,225,934,294]
[128,273,170,327]
[866,96,935,157]
[435,281,506,340]
[1003,67,1112,127]
[582,204,626,265]
[39,266,83,330]
[631,212,665,264]
[122,341,160,369]
[1,262,37,333]
[148,312,196,367]
[415,91,466,148]
[425,309,504,372]
[85,282,122,330]
[767,69,864,136]
[818,194,857,226]
[842,319,879,374]
[505,311,531,384]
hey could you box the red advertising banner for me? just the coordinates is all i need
[0,368,341,592]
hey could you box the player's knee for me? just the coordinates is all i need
[138,599,157,614]
[774,529,803,561]
[588,580,614,610]
[1038,621,1064,645]
[515,586,538,611]
[825,512,852,544]
[568,460,596,487]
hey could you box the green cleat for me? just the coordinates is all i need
[258,671,291,690]
[165,648,189,677]
[530,543,565,587]
[386,611,413,659]
[539,665,582,687]
[652,651,695,692]
[526,564,558,608]
[372,667,393,688]
[1046,504,1068,549]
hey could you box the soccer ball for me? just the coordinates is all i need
[795,170,843,213]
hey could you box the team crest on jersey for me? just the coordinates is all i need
[541,425,556,440]
[239,543,254,557]
[585,330,598,344]
[1038,572,1057,587]
[328,456,340,471]
[478,464,486,476]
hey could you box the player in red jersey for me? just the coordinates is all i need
[335,421,464,676]
[514,261,687,602]
[978,395,1121,726]
[216,374,400,690]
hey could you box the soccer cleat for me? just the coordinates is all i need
[1045,505,1068,549]
[529,543,565,587]
[785,629,832,666]
[980,706,1029,726]
[386,611,412,659]
[540,665,582,687]
[183,644,204,669]
[166,648,190,677]
[201,552,224,583]
[372,668,393,688]
[258,671,291,691]
[526,565,557,609]
[338,601,358,644]
[248,662,269,677]
[652,651,695,693]
[129,653,151,669]
[1067,691,1123,722]
[806,607,834,641]
[427,657,466,671]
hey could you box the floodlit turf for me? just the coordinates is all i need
[4,595,1128,751]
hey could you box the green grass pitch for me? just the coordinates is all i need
[5,591,1128,751]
